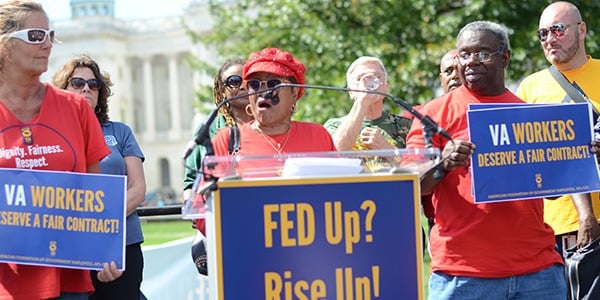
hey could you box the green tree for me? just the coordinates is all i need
[188,0,600,124]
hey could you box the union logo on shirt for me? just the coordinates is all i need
[104,135,117,147]
[21,127,33,145]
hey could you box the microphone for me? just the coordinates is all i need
[262,89,280,106]
[272,82,453,143]
[182,86,277,160]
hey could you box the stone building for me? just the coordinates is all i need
[43,0,214,203]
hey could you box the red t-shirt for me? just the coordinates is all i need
[211,120,336,177]
[214,120,336,155]
[194,121,336,232]
[406,86,562,277]
[0,84,110,298]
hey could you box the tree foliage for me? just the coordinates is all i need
[187,0,600,123]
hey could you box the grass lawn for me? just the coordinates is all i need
[423,251,431,299]
[141,219,195,246]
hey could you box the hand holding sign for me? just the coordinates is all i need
[591,140,600,164]
[441,140,476,172]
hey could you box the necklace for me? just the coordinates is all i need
[253,123,293,154]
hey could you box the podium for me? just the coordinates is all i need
[183,148,440,300]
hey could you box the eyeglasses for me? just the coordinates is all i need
[537,22,581,42]
[69,77,102,91]
[224,75,242,89]
[246,79,282,92]
[8,28,55,44]
[457,50,503,64]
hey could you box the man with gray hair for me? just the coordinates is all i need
[323,56,411,151]
[406,21,565,299]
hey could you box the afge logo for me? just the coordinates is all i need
[535,173,542,188]
[104,135,117,147]
[49,241,57,256]
[21,127,33,144]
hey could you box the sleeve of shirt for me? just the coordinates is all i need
[116,122,145,161]
[322,117,342,135]
[184,145,206,191]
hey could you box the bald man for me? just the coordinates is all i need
[439,49,461,93]
[517,1,600,254]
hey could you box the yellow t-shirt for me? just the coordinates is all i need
[516,57,600,235]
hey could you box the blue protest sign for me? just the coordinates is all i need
[467,103,600,203]
[211,174,423,299]
[0,168,126,270]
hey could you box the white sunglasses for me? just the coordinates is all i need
[8,28,55,44]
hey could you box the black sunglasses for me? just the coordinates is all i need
[246,79,282,92]
[69,77,102,91]
[224,75,242,89]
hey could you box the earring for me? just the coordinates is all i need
[291,104,296,114]
[95,106,101,113]
[245,104,253,116]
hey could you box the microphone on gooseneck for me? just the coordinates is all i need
[262,89,280,106]
[271,81,453,143]
[182,86,278,160]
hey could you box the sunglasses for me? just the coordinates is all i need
[69,77,102,91]
[224,75,242,89]
[536,22,580,42]
[8,28,55,44]
[246,79,282,92]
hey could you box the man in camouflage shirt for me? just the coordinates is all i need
[324,56,411,150]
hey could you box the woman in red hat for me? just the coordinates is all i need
[210,48,336,174]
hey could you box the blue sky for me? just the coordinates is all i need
[38,0,192,21]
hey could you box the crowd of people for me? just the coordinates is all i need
[1,0,599,299]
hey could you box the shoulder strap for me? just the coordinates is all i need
[228,126,240,155]
[549,65,599,117]
[549,65,586,103]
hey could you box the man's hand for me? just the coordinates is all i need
[360,128,394,150]
[350,90,383,107]
[591,140,600,164]
[571,193,600,248]
[577,217,600,249]
[441,140,476,171]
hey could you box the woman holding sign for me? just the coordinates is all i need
[53,54,147,300]
[0,1,122,299]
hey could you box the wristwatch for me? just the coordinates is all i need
[433,163,447,181]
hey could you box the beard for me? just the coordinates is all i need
[546,30,580,65]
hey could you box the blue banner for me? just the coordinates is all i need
[212,174,423,299]
[0,168,126,270]
[467,103,600,203]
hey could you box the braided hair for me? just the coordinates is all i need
[213,58,245,127]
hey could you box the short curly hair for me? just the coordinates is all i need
[52,54,113,124]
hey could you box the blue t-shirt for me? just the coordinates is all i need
[101,121,145,245]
